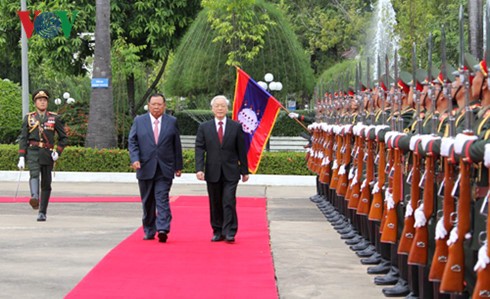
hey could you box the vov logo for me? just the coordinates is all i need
[17,10,79,39]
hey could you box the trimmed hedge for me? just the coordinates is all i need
[0,144,312,175]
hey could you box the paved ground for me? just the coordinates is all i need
[0,177,385,299]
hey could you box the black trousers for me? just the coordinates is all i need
[206,176,239,237]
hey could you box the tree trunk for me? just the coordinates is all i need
[469,0,483,59]
[85,0,117,148]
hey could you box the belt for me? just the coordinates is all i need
[29,141,53,149]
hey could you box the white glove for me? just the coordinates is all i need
[332,160,338,170]
[348,168,355,180]
[484,143,490,168]
[440,137,455,157]
[17,157,25,170]
[420,135,441,151]
[453,133,478,155]
[385,189,395,210]
[375,125,390,135]
[474,243,490,272]
[413,204,427,228]
[447,227,459,246]
[51,151,59,161]
[435,217,448,239]
[404,201,414,218]
[372,181,380,194]
[409,134,422,151]
[338,164,346,175]
[288,112,299,119]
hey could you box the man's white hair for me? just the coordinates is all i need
[210,95,230,106]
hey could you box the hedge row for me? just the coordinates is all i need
[0,144,312,175]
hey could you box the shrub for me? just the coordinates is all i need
[0,144,312,175]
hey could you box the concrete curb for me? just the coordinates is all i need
[0,171,316,186]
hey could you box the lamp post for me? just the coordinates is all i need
[54,92,76,113]
[258,73,283,151]
[257,73,283,97]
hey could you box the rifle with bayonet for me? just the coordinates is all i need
[472,2,490,295]
[441,5,476,293]
[369,56,388,222]
[381,50,404,244]
[399,43,423,255]
[409,33,437,265]
[429,25,456,281]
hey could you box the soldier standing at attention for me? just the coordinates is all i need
[17,89,68,221]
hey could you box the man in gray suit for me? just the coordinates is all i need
[128,93,183,243]
[195,95,249,243]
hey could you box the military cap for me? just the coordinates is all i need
[378,74,394,91]
[424,65,440,85]
[453,53,479,84]
[408,69,426,92]
[434,62,456,84]
[475,57,489,77]
[32,89,50,102]
[397,71,411,94]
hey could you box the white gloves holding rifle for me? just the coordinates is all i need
[51,151,59,161]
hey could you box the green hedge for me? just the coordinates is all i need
[0,144,312,175]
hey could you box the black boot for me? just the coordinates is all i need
[382,278,410,297]
[374,266,399,285]
[367,260,391,275]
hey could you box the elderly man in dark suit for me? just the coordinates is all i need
[195,95,249,243]
[128,93,183,243]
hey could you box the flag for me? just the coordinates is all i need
[233,67,282,174]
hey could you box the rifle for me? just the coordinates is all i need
[381,51,404,244]
[441,5,475,293]
[429,25,456,281]
[408,33,437,266]
[471,3,490,296]
[329,89,344,190]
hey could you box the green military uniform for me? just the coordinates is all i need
[18,89,67,221]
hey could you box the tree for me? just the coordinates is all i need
[165,0,314,106]
[85,0,116,148]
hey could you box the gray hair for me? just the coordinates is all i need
[210,95,230,107]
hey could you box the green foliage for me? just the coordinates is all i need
[202,0,276,66]
[0,80,23,144]
[0,144,312,175]
[165,1,314,108]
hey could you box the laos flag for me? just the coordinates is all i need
[233,67,282,174]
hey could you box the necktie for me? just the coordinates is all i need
[218,121,223,144]
[153,119,159,144]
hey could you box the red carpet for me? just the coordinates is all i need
[65,195,278,299]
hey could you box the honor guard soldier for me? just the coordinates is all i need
[17,89,68,221]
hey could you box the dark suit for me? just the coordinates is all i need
[195,118,249,238]
[128,113,183,237]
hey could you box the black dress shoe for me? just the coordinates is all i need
[29,197,39,210]
[37,212,46,222]
[143,234,155,240]
[356,246,376,258]
[345,236,363,245]
[350,240,370,251]
[225,235,235,243]
[360,253,382,265]
[158,231,168,243]
[374,267,399,285]
[211,234,224,242]
[382,278,410,297]
[367,260,391,274]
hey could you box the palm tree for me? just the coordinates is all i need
[86,0,116,148]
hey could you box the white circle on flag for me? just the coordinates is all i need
[238,108,258,134]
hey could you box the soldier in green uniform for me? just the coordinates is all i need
[17,89,67,221]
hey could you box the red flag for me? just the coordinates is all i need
[233,68,282,174]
